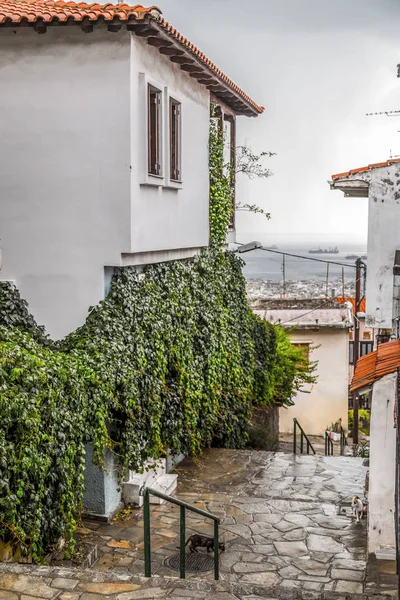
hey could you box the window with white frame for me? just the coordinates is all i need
[169,98,181,181]
[148,84,162,176]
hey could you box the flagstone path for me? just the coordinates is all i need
[0,449,395,599]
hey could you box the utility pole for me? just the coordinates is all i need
[342,267,345,299]
[282,254,286,299]
[352,258,362,444]
[325,263,329,298]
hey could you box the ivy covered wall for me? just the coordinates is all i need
[0,113,311,559]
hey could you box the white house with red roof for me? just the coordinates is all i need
[330,159,400,332]
[0,1,263,340]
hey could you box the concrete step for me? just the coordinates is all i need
[128,458,166,487]
[376,545,396,560]
[149,473,178,504]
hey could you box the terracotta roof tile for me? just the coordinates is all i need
[0,0,264,116]
[334,296,366,315]
[332,158,400,180]
[350,339,400,392]
[0,0,159,22]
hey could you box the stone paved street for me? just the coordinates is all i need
[0,449,395,599]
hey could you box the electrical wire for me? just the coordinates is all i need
[235,242,364,269]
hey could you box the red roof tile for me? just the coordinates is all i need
[334,296,366,315]
[332,158,400,180]
[0,0,158,23]
[0,0,264,116]
[350,339,400,392]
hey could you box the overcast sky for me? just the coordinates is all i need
[161,0,400,243]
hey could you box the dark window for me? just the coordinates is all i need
[148,85,161,176]
[349,341,354,365]
[360,341,374,357]
[169,98,181,181]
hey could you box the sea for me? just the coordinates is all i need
[239,240,367,283]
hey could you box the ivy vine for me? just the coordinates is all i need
[0,108,312,560]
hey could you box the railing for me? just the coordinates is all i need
[325,431,334,456]
[293,418,316,455]
[340,428,346,456]
[325,428,347,456]
[139,486,221,580]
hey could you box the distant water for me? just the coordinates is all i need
[240,241,367,283]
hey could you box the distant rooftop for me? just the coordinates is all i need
[252,300,353,330]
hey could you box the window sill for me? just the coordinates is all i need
[140,174,165,188]
[164,180,183,190]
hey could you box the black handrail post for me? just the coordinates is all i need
[143,488,151,577]
[324,432,327,455]
[300,431,304,454]
[307,439,310,454]
[180,505,185,579]
[214,519,219,580]
[293,418,297,454]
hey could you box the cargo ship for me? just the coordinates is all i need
[309,246,339,254]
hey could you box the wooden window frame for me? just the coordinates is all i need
[360,341,374,357]
[349,341,354,365]
[148,84,162,177]
[169,98,182,182]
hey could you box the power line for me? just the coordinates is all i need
[235,242,361,269]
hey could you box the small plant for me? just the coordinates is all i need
[348,409,370,435]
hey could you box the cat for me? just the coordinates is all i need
[352,495,364,523]
[177,534,225,553]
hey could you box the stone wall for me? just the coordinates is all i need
[247,405,279,450]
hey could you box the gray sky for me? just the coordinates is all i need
[160,0,400,243]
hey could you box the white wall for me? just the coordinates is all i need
[0,26,210,339]
[280,328,349,435]
[369,372,397,554]
[340,165,400,329]
[129,35,210,255]
[0,27,131,339]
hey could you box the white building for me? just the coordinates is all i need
[330,159,400,560]
[253,300,352,436]
[330,159,400,331]
[350,341,399,556]
[0,1,263,340]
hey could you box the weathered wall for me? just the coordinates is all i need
[83,444,122,521]
[337,164,400,329]
[0,26,210,339]
[368,372,396,554]
[247,405,279,450]
[279,328,349,435]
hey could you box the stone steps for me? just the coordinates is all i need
[0,563,394,600]
[122,458,178,507]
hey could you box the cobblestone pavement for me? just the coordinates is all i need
[0,449,396,599]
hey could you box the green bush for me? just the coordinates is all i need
[0,250,311,559]
[348,409,370,435]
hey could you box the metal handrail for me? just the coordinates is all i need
[139,485,220,580]
[340,428,346,456]
[293,418,316,455]
[325,431,334,456]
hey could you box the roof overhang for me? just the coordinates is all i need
[0,3,263,117]
[329,179,369,198]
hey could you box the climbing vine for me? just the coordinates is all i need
[0,108,309,560]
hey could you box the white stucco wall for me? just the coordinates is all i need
[369,372,397,554]
[336,165,400,328]
[0,26,210,339]
[129,35,210,255]
[279,328,349,435]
